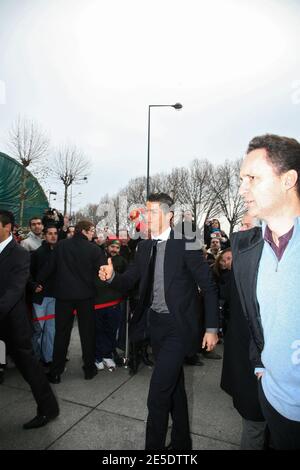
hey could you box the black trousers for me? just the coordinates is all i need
[145,310,191,450]
[1,309,58,416]
[51,298,96,376]
[258,379,300,450]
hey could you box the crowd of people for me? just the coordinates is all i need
[0,133,299,450]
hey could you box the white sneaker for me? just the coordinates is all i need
[103,358,116,370]
[95,360,104,370]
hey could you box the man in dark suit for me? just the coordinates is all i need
[220,213,266,450]
[99,193,219,450]
[0,210,59,429]
[47,219,106,383]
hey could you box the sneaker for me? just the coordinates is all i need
[103,358,116,371]
[95,360,104,371]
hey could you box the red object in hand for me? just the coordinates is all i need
[129,209,140,221]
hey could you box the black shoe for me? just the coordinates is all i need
[23,411,59,430]
[0,369,4,385]
[202,351,222,360]
[113,352,124,367]
[165,441,192,451]
[83,367,97,380]
[142,353,154,367]
[184,354,204,366]
[46,372,61,384]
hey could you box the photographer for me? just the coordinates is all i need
[42,208,64,232]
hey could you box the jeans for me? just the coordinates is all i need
[32,297,56,363]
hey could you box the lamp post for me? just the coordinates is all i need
[48,191,57,207]
[146,102,182,199]
[69,176,88,216]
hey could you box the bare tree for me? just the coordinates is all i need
[123,176,147,207]
[52,145,90,215]
[7,116,50,226]
[79,203,100,225]
[72,157,244,238]
[177,159,219,225]
[209,159,246,234]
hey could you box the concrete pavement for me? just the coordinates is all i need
[0,324,242,450]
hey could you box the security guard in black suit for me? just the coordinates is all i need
[0,210,59,429]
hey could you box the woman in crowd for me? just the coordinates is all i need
[204,218,230,250]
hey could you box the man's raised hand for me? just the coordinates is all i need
[98,257,114,281]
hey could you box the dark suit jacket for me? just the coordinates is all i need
[40,233,106,301]
[231,227,265,368]
[220,272,264,421]
[29,241,56,304]
[0,238,32,341]
[110,231,219,356]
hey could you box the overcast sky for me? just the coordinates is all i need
[1,0,300,212]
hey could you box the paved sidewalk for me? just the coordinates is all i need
[0,325,241,450]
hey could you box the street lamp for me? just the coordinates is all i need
[146,103,183,199]
[69,176,88,215]
[48,191,57,207]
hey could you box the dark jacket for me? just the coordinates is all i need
[42,233,106,301]
[30,241,56,304]
[204,224,230,250]
[220,271,264,421]
[0,238,31,327]
[95,254,128,306]
[230,227,265,368]
[119,244,131,262]
[110,231,219,356]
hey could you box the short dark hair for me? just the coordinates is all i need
[211,219,220,228]
[0,210,15,227]
[147,193,174,213]
[220,247,232,256]
[75,220,94,234]
[29,216,42,227]
[247,134,300,198]
[43,224,58,235]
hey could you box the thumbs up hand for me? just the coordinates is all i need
[99,257,114,281]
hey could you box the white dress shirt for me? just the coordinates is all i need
[152,226,171,243]
[0,234,13,254]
